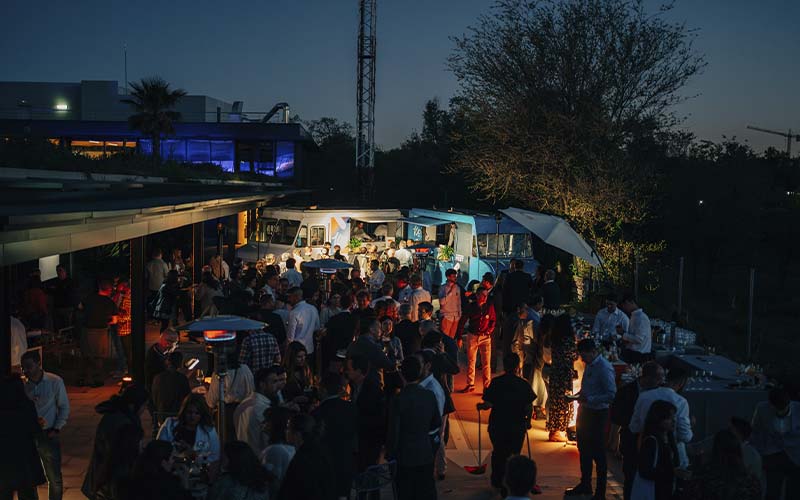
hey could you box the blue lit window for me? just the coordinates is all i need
[275,141,295,178]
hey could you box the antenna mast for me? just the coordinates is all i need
[356,0,377,202]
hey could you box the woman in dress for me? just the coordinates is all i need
[282,342,313,402]
[206,441,269,500]
[546,314,577,442]
[157,393,220,465]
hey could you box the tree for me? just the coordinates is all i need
[121,77,187,167]
[447,0,705,283]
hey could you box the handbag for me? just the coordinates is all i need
[631,436,658,500]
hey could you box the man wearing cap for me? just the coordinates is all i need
[566,339,616,499]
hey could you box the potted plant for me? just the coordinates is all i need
[437,245,455,262]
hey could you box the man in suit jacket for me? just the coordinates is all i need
[751,387,800,500]
[394,304,421,357]
[321,294,358,372]
[541,269,561,311]
[312,373,358,500]
[346,317,394,386]
[345,354,387,478]
[387,356,442,500]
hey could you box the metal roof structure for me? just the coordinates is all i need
[0,168,299,265]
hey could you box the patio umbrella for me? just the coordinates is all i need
[176,315,266,332]
[302,259,353,270]
[500,207,603,267]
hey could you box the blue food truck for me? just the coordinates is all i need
[404,208,539,286]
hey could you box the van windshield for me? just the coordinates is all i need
[476,233,533,258]
[253,218,301,245]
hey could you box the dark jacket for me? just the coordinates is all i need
[144,343,167,392]
[394,319,421,357]
[353,377,387,449]
[312,397,358,497]
[151,369,190,415]
[279,442,336,500]
[258,309,288,345]
[0,379,45,491]
[610,380,640,429]
[322,311,358,368]
[541,281,561,310]
[82,399,143,499]
[387,383,442,467]
[346,335,394,387]
[502,271,534,313]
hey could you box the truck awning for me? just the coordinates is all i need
[399,216,452,226]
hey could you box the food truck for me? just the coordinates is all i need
[404,208,540,285]
[238,207,404,262]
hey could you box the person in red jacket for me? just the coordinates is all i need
[461,287,496,393]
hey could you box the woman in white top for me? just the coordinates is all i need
[260,406,296,499]
[157,393,220,463]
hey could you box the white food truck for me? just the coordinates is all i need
[237,207,404,263]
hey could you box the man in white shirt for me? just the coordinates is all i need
[367,260,385,297]
[234,365,286,454]
[407,275,432,322]
[261,272,279,300]
[437,269,462,340]
[592,293,630,340]
[286,287,321,354]
[750,387,800,499]
[628,367,692,468]
[281,258,304,288]
[22,350,70,500]
[417,351,447,480]
[619,294,652,364]
[394,241,414,269]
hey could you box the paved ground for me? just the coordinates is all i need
[38,325,623,500]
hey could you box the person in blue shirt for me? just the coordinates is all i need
[566,338,617,499]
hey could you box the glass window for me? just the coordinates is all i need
[310,226,326,246]
[476,233,533,258]
[254,218,301,245]
[162,139,186,161]
[295,225,308,248]
[275,141,295,178]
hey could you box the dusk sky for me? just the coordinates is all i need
[1,0,798,152]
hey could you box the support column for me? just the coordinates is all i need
[0,265,11,376]
[193,222,205,285]
[130,236,146,383]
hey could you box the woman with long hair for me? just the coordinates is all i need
[633,400,678,500]
[546,314,577,442]
[206,441,269,500]
[157,393,220,463]
[683,429,762,500]
[261,406,297,499]
[282,341,313,402]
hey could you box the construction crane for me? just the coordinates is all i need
[356,0,377,202]
[746,125,800,157]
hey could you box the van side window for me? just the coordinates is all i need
[296,225,308,248]
[310,225,326,246]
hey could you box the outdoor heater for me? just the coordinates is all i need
[204,329,236,446]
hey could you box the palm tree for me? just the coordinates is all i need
[121,77,187,168]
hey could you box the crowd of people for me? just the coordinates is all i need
[3,244,799,500]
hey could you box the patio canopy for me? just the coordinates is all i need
[500,207,603,267]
